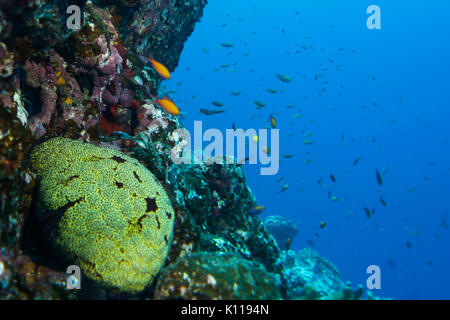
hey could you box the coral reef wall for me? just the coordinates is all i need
[0,0,210,299]
[0,0,368,300]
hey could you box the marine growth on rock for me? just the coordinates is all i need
[30,137,175,293]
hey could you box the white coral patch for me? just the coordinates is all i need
[14,91,28,127]
[206,274,217,287]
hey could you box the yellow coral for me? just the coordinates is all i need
[30,138,175,293]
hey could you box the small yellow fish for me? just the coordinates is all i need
[269,114,277,128]
[156,96,179,115]
[148,58,171,79]
[252,135,259,143]
[247,205,265,216]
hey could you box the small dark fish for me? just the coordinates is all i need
[199,108,225,115]
[237,156,250,165]
[119,75,139,90]
[275,73,291,83]
[364,207,371,218]
[320,221,327,229]
[276,176,285,183]
[247,205,265,216]
[254,100,266,108]
[211,101,224,107]
[314,74,324,81]
[126,53,146,69]
[380,196,387,206]
[277,184,289,193]
[221,42,234,48]
[327,191,338,201]
[285,237,292,250]
[441,217,448,229]
[330,174,336,182]
[232,123,236,131]
[353,156,362,166]
[376,169,383,186]
[406,241,412,248]
[230,91,240,96]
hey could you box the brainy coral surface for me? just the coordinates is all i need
[30,137,175,293]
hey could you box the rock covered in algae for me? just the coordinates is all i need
[154,252,282,300]
[280,248,365,299]
[29,137,175,293]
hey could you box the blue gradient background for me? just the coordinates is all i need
[164,0,450,299]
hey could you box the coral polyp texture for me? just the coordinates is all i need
[30,137,175,293]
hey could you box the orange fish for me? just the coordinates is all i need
[269,114,277,128]
[148,58,171,79]
[156,96,179,116]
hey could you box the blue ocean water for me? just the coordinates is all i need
[165,0,450,299]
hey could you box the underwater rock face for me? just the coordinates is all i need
[154,252,282,300]
[280,248,363,299]
[0,97,35,250]
[263,215,299,250]
[163,156,282,275]
[30,137,175,293]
